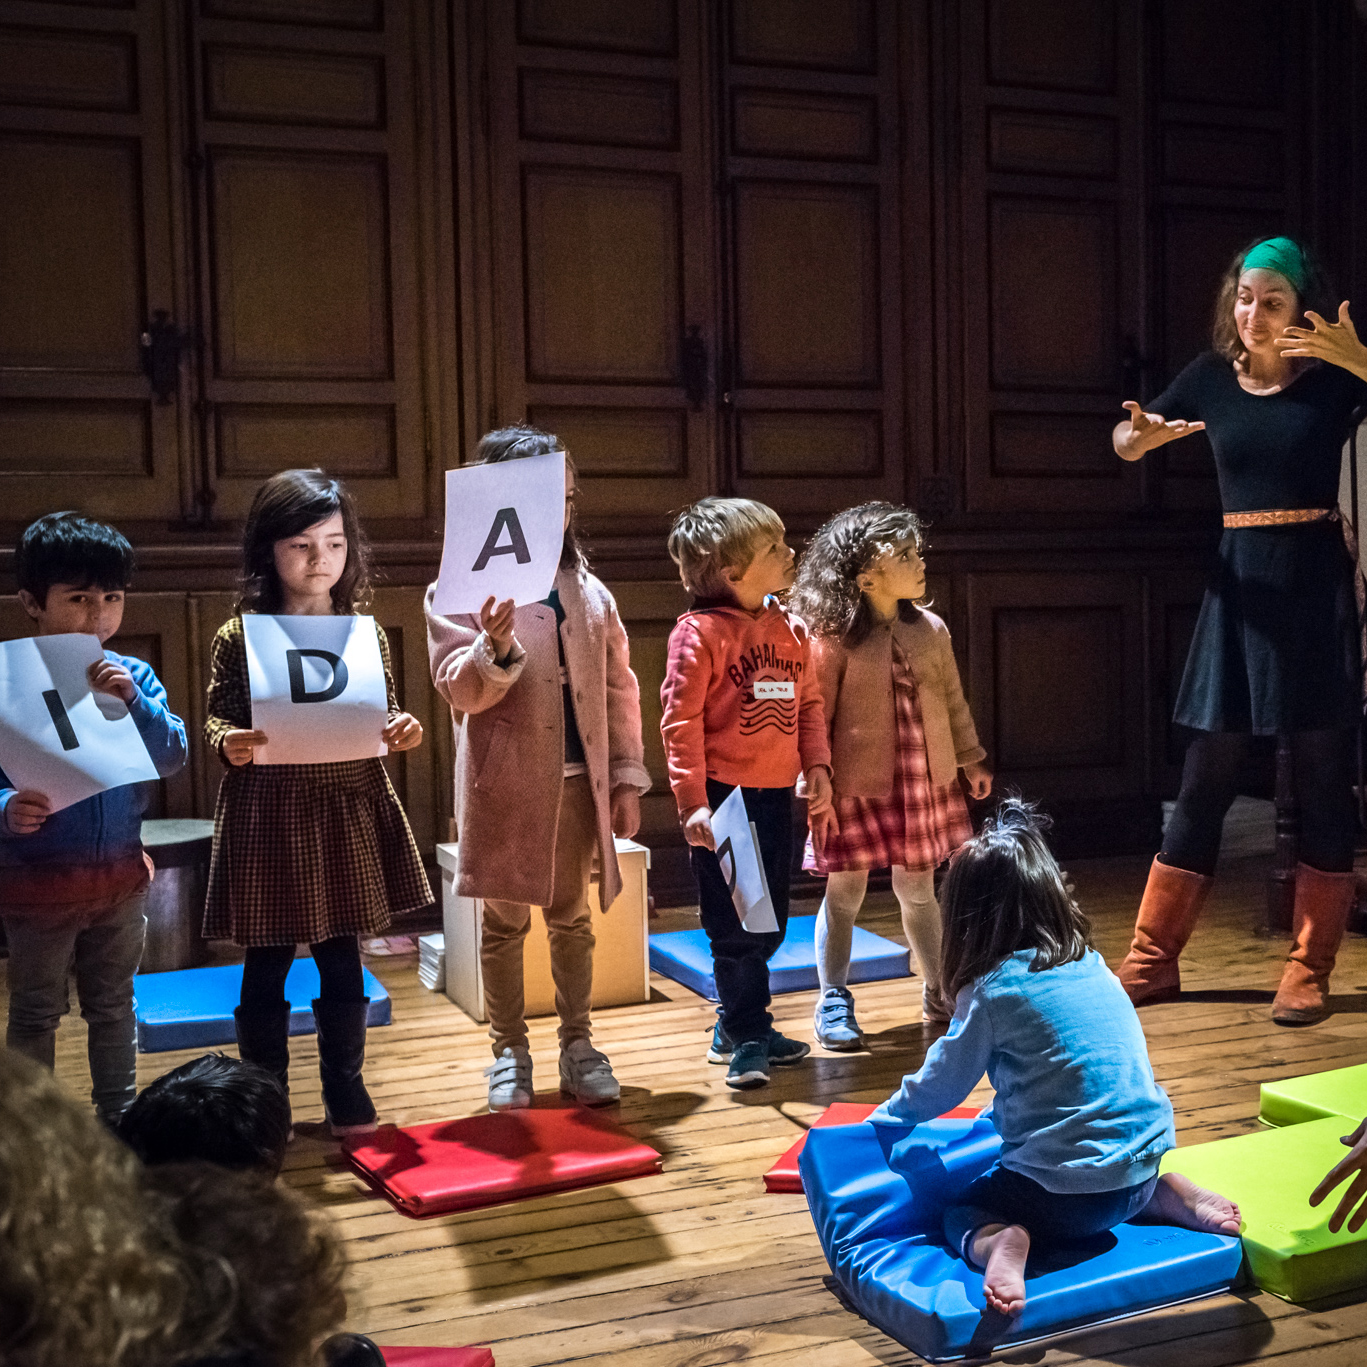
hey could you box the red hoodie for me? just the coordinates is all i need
[660,597,831,817]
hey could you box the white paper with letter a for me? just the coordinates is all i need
[0,634,159,812]
[243,614,388,766]
[711,784,779,934]
[431,450,566,616]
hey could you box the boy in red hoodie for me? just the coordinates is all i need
[661,497,833,1088]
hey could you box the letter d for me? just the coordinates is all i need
[286,649,349,703]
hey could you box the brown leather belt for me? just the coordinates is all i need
[1222,508,1336,528]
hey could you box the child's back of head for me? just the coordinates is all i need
[119,1052,291,1176]
[938,798,1092,1002]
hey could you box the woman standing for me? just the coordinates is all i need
[1114,236,1367,1024]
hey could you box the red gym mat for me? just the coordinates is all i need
[763,1102,982,1193]
[379,1349,495,1366]
[345,1099,663,1217]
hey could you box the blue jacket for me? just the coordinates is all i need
[0,651,187,870]
[869,948,1176,1194]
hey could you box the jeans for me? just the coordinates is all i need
[943,1162,1159,1266]
[692,780,792,1044]
[3,887,148,1121]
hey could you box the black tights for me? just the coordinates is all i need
[240,936,365,1008]
[1162,728,1358,876]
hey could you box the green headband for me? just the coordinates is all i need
[1241,236,1305,293]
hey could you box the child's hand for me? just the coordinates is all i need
[88,658,137,703]
[962,761,993,801]
[611,785,641,839]
[480,595,517,663]
[5,790,51,834]
[683,805,715,850]
[805,765,833,816]
[809,807,838,857]
[383,712,424,751]
[1310,1114,1367,1232]
[222,729,267,765]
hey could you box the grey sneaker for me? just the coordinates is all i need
[559,1039,620,1106]
[814,987,862,1051]
[486,1045,533,1111]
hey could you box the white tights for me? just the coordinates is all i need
[815,866,942,994]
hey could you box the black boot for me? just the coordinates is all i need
[311,997,378,1136]
[233,1000,292,1100]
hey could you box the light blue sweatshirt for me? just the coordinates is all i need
[869,948,1175,1194]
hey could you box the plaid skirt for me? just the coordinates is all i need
[203,758,432,947]
[804,662,973,875]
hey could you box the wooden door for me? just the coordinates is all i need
[720,0,905,517]
[0,0,192,524]
[185,0,431,524]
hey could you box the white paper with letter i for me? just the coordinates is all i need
[711,784,779,934]
[242,614,388,766]
[431,449,567,616]
[0,634,159,812]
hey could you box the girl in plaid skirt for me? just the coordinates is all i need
[790,503,991,1049]
[204,470,431,1134]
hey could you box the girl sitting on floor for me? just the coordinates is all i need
[869,799,1241,1317]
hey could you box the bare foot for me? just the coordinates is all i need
[1136,1171,1242,1235]
[972,1223,1031,1316]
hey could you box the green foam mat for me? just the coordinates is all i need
[1259,1063,1367,1128]
[1160,1116,1367,1302]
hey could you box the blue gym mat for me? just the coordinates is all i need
[648,913,910,1000]
[801,1117,1243,1362]
[134,960,391,1053]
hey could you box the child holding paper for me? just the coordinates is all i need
[789,502,990,1047]
[869,800,1240,1317]
[660,497,834,1090]
[0,512,187,1122]
[204,469,430,1135]
[425,425,651,1112]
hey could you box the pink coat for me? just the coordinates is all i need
[424,567,650,910]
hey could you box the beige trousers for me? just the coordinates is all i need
[482,775,598,1054]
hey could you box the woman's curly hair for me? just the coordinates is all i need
[1211,235,1335,365]
[789,501,925,646]
[0,1051,197,1367]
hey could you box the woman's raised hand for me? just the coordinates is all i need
[1277,301,1367,379]
[479,595,517,664]
[1115,402,1206,460]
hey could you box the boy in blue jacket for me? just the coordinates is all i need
[1,513,187,1121]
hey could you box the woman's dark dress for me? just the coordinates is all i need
[1150,352,1367,733]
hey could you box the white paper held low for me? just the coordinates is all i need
[710,784,779,934]
[0,634,159,812]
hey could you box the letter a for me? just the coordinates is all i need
[286,649,349,704]
[471,507,532,571]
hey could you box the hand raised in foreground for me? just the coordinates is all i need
[222,729,268,766]
[1309,1115,1367,1233]
[1277,301,1367,375]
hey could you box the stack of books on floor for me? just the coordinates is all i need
[418,933,445,991]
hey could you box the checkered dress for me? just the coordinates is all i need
[202,616,432,946]
[804,635,973,875]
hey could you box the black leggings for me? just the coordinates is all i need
[239,936,365,1008]
[1162,728,1358,876]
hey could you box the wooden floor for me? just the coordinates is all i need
[15,853,1367,1366]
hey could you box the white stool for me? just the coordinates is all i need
[437,838,651,1023]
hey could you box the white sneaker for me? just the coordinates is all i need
[486,1046,533,1111]
[558,1038,620,1106]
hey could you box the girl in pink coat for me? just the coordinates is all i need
[789,502,992,1049]
[425,426,650,1112]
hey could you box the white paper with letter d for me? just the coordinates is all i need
[243,615,388,766]
[0,634,159,812]
[711,784,779,934]
[431,449,566,616]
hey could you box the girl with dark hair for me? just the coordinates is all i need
[869,800,1241,1318]
[203,469,431,1135]
[789,502,991,1048]
[1113,237,1367,1024]
[425,426,650,1111]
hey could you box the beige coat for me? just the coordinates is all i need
[424,567,650,910]
[812,606,985,799]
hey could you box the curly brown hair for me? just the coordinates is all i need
[1211,236,1335,365]
[788,501,925,646]
[0,1051,195,1367]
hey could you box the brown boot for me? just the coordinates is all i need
[1271,863,1356,1026]
[1116,859,1213,1005]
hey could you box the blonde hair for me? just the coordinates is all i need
[0,1050,196,1367]
[667,497,784,597]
